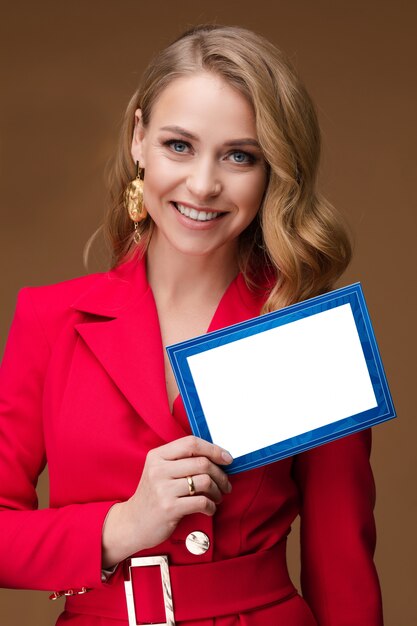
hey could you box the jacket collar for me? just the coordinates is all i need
[70,252,149,318]
[71,252,267,443]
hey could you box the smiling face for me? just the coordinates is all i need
[131,72,268,262]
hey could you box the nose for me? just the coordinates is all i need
[185,157,221,200]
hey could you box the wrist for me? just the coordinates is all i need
[102,501,139,569]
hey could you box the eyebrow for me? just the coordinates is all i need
[160,125,261,149]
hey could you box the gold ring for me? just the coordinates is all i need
[186,475,196,496]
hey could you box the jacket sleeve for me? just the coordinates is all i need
[0,288,117,592]
[292,430,384,626]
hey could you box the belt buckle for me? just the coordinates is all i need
[124,555,175,626]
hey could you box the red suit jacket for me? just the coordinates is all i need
[0,254,383,625]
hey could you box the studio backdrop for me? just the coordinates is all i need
[1,2,415,625]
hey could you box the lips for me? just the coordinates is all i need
[173,202,225,222]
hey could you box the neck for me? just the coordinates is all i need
[146,233,239,305]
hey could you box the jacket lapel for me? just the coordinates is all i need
[208,272,268,332]
[71,253,267,444]
[72,254,188,443]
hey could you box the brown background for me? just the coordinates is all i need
[0,1,416,624]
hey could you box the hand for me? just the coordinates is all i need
[102,436,233,568]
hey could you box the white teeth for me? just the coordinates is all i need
[175,203,220,221]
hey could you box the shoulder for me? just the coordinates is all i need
[20,271,106,311]
[13,254,145,341]
[11,272,107,346]
[17,271,105,318]
[2,273,107,368]
[19,253,143,312]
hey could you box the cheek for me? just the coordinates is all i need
[143,157,178,203]
[235,171,267,217]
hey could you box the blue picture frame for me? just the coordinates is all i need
[166,283,396,474]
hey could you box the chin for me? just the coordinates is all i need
[174,243,222,258]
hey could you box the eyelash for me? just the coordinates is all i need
[165,139,190,153]
[163,139,256,165]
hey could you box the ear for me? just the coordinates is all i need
[131,108,146,167]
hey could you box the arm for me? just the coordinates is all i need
[0,289,117,591]
[0,289,232,590]
[292,431,383,626]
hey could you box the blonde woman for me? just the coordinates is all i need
[0,25,383,626]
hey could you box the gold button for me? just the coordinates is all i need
[185,531,210,555]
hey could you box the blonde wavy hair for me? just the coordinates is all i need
[104,24,351,312]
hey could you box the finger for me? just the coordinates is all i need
[174,474,223,503]
[156,436,233,466]
[169,457,232,494]
[175,494,218,518]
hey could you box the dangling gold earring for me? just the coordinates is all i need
[124,161,147,244]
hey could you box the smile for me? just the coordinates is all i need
[173,202,224,222]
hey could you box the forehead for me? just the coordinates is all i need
[148,72,257,139]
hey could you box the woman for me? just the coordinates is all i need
[0,24,383,625]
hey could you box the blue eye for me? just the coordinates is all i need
[229,151,254,164]
[166,140,190,153]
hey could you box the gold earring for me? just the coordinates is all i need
[124,162,147,243]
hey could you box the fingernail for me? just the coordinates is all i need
[221,450,233,463]
[226,481,232,493]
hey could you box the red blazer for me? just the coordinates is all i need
[0,254,383,625]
